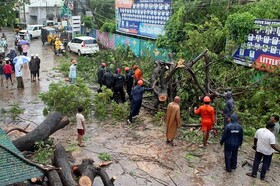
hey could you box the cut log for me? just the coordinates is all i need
[47,170,63,186]
[53,143,77,186]
[13,112,70,151]
[78,159,98,186]
[96,167,115,186]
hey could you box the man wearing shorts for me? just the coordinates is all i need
[76,106,85,147]
[194,96,215,147]
[3,61,13,88]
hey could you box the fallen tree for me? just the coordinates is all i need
[12,112,70,151]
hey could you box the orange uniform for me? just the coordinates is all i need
[194,105,215,131]
[134,68,142,82]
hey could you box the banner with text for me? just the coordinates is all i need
[115,0,171,39]
[233,19,280,72]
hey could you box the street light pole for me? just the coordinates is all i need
[46,0,47,20]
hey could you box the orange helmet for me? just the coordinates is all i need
[137,80,144,86]
[203,96,211,103]
[101,63,106,67]
[124,67,130,71]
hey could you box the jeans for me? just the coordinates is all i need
[252,151,272,179]
[224,148,238,171]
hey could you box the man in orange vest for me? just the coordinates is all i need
[132,64,142,85]
[194,96,215,148]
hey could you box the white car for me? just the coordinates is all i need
[67,36,99,56]
[19,25,44,39]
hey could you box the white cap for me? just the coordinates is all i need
[35,54,39,57]
[31,54,34,56]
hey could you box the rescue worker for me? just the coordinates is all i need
[132,64,142,85]
[97,63,106,92]
[102,68,114,89]
[113,68,126,103]
[54,37,62,55]
[124,67,134,99]
[220,114,243,172]
[194,96,215,148]
[127,80,153,124]
[223,91,234,126]
[35,54,41,81]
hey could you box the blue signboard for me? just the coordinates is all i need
[233,19,280,71]
[115,0,171,39]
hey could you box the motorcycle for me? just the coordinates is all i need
[54,44,66,55]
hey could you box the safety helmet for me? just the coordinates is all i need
[101,63,106,67]
[56,38,59,40]
[137,80,144,86]
[31,54,34,57]
[35,54,39,57]
[203,96,211,103]
[124,67,130,71]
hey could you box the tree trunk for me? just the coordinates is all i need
[47,170,63,186]
[13,112,70,151]
[78,159,98,186]
[96,167,115,186]
[53,143,77,186]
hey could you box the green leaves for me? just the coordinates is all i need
[39,80,93,117]
[225,12,256,44]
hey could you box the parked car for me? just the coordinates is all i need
[67,36,99,56]
[19,25,44,39]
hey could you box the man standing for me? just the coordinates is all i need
[127,80,153,124]
[271,115,279,140]
[194,96,215,148]
[112,68,126,103]
[29,54,37,82]
[69,59,77,84]
[132,64,142,85]
[166,96,182,146]
[220,114,243,172]
[124,67,134,99]
[35,54,41,81]
[102,68,114,90]
[97,63,106,91]
[223,91,234,126]
[246,122,280,180]
[14,58,24,89]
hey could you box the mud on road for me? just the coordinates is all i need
[0,27,279,186]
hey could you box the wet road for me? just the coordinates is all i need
[0,27,62,127]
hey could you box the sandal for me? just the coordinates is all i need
[78,144,86,147]
[170,142,177,146]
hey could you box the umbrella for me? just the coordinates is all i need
[13,55,30,64]
[18,40,30,45]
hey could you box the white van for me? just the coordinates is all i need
[19,25,44,39]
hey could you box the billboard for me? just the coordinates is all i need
[115,0,171,39]
[233,19,280,72]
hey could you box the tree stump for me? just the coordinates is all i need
[53,143,77,186]
[12,112,70,151]
[78,159,98,186]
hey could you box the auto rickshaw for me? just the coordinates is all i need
[41,27,58,45]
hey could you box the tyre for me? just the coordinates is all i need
[68,46,71,52]
[78,50,82,56]
[30,35,32,40]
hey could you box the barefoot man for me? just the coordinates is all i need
[166,96,182,146]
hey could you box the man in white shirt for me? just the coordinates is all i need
[246,122,280,180]
[15,58,24,89]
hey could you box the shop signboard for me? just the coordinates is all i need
[233,19,280,72]
[115,0,171,39]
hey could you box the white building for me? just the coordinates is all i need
[20,0,63,24]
